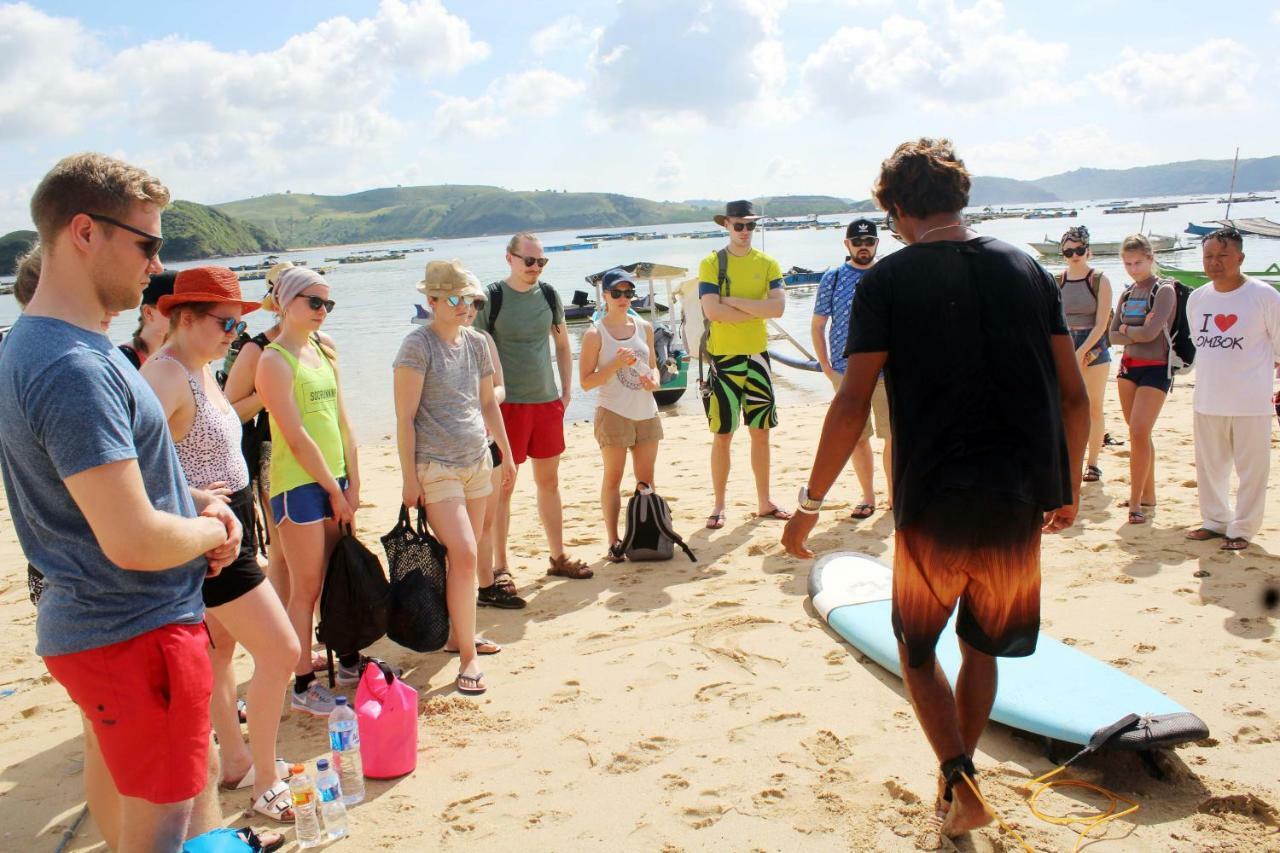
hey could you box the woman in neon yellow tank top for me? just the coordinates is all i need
[256,267,363,716]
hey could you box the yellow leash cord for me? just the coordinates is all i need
[952,766,1140,853]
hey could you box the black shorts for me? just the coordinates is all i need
[892,489,1042,668]
[1117,363,1172,393]
[202,485,266,608]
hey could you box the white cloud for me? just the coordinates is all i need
[433,69,586,138]
[530,15,601,57]
[589,0,788,127]
[1091,39,1257,112]
[0,2,110,137]
[966,126,1148,181]
[801,0,1067,115]
[652,151,686,190]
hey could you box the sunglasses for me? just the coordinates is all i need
[731,221,757,232]
[208,315,248,335]
[511,252,549,269]
[884,210,895,233]
[848,237,877,248]
[1061,246,1088,258]
[445,295,478,307]
[608,288,636,299]
[86,213,164,259]
[304,295,336,313]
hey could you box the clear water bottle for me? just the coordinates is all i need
[315,758,349,840]
[328,695,365,805]
[288,763,323,848]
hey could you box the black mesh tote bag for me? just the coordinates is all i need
[380,505,450,653]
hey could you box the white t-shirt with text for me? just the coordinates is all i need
[1187,277,1280,416]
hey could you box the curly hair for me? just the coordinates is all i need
[872,138,971,219]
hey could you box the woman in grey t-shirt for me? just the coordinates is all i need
[393,261,516,696]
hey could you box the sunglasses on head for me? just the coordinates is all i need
[511,252,549,269]
[445,295,477,307]
[86,213,164,259]
[208,315,248,335]
[608,288,636,299]
[1061,246,1088,258]
[731,221,757,232]
[304,295,335,313]
[848,237,877,248]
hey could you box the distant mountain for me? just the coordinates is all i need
[161,201,285,262]
[682,196,874,216]
[1,229,37,276]
[969,177,1058,206]
[1029,156,1280,202]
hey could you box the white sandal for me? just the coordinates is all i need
[251,780,295,823]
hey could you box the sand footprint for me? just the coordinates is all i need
[605,735,677,774]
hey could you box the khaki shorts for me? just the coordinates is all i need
[594,407,664,448]
[829,374,891,441]
[417,455,494,504]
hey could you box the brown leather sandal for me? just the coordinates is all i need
[547,554,594,579]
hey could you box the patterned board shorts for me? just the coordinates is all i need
[701,352,778,435]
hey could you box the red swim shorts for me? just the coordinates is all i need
[44,622,212,804]
[500,400,566,465]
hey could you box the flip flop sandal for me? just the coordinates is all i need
[850,503,874,519]
[547,555,594,579]
[1185,527,1224,541]
[236,827,285,853]
[1083,465,1102,482]
[606,541,626,562]
[445,638,502,655]
[456,671,487,696]
[705,512,726,530]
[1221,537,1249,551]
[755,506,793,521]
[1127,511,1147,525]
[251,780,295,823]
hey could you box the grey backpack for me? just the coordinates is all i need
[621,483,696,562]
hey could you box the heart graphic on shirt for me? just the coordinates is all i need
[1214,314,1238,332]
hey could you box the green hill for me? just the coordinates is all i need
[160,200,285,261]
[1029,156,1280,202]
[969,177,1058,205]
[1,229,38,276]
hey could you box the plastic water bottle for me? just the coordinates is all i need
[328,695,365,805]
[315,758,349,840]
[288,763,322,848]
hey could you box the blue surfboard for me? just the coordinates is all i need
[809,552,1208,750]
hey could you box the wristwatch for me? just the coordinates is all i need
[797,486,825,515]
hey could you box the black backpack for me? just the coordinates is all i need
[1162,278,1196,373]
[485,281,561,339]
[316,526,390,683]
[620,483,696,562]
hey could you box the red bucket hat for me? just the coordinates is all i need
[157,266,262,317]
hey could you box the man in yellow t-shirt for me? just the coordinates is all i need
[698,199,789,529]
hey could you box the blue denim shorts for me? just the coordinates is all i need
[269,478,347,526]
[1070,329,1111,366]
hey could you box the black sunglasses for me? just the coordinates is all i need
[209,315,248,335]
[884,210,895,233]
[1061,246,1088,258]
[86,213,164,259]
[304,296,336,313]
[731,221,757,232]
[608,288,636,299]
[511,252,549,269]
[848,237,877,248]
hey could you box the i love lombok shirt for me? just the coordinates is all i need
[1187,277,1280,416]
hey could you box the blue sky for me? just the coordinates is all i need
[2,0,1278,232]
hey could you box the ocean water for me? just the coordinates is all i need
[4,194,1278,441]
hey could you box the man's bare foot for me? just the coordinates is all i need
[939,780,991,838]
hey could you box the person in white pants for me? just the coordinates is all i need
[1185,227,1280,551]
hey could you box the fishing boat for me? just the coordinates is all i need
[1024,208,1078,220]
[1029,233,1181,257]
[1103,203,1177,214]
[1212,218,1280,239]
[543,242,599,252]
[584,262,691,405]
[0,282,13,296]
[1218,192,1276,204]
[1160,263,1280,290]
[1184,222,1217,238]
[783,267,827,289]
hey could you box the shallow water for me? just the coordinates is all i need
[3,194,1278,440]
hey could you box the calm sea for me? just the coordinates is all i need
[4,195,1279,441]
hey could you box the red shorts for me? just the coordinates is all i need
[44,623,212,804]
[501,400,566,465]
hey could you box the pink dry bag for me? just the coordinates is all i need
[355,659,418,779]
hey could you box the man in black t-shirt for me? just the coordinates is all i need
[783,138,1089,840]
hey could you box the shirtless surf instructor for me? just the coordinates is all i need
[782,138,1088,839]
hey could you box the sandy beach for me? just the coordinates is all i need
[2,386,1278,852]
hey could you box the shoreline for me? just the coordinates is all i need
[1,394,1278,850]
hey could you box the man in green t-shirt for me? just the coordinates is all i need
[474,232,593,585]
[698,200,790,529]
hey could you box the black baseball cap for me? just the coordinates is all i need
[846,218,878,240]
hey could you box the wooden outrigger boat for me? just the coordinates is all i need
[1029,234,1181,257]
[1160,263,1280,290]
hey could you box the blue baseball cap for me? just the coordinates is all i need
[601,268,637,290]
